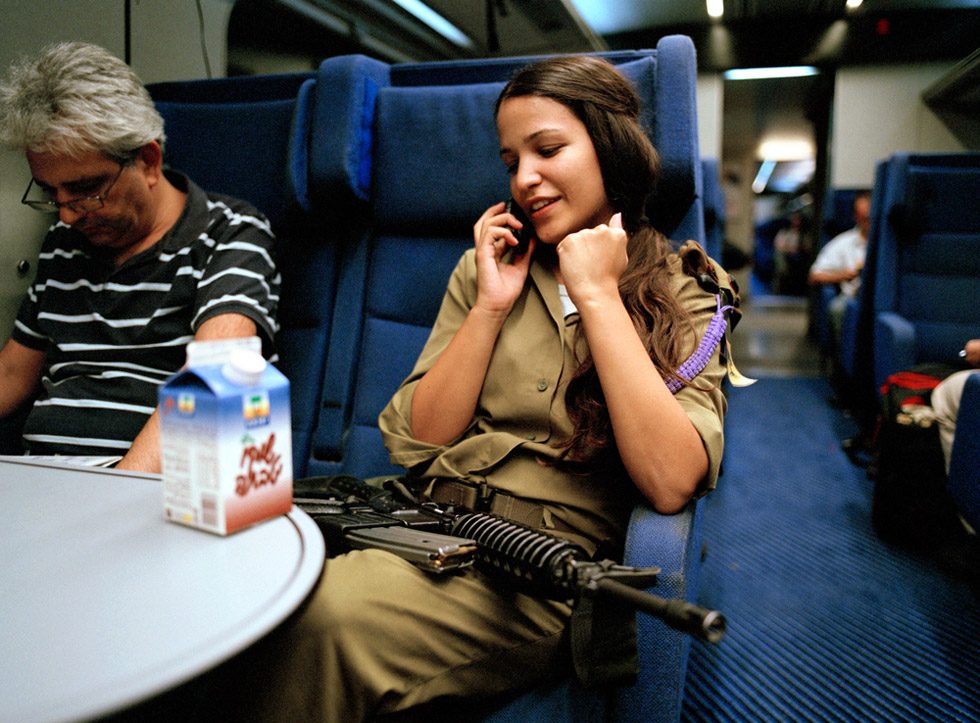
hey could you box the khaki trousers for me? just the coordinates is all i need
[221,548,573,722]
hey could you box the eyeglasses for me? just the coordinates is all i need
[21,163,127,214]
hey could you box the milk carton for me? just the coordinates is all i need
[160,338,293,535]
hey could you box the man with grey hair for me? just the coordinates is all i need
[0,41,280,471]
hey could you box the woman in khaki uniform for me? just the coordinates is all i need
[244,56,736,722]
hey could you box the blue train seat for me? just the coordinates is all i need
[148,73,311,229]
[838,152,980,416]
[148,72,342,477]
[865,152,980,393]
[299,36,713,721]
[839,160,890,404]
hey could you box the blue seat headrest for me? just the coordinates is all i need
[154,97,299,229]
[149,73,314,228]
[372,81,509,232]
[369,54,696,238]
[309,55,391,206]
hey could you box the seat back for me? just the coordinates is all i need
[839,153,980,402]
[148,73,340,477]
[870,152,980,390]
[839,160,891,394]
[149,73,311,229]
[343,76,505,477]
[298,55,394,477]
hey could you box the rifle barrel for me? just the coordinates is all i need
[594,577,726,644]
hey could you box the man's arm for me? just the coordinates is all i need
[808,266,860,287]
[0,339,45,418]
[964,338,980,367]
[114,313,259,473]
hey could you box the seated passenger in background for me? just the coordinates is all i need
[808,190,872,345]
[236,56,738,721]
[0,42,279,471]
[932,338,980,477]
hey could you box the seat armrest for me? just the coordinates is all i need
[614,499,703,723]
[813,284,838,354]
[948,372,980,531]
[839,296,862,378]
[482,500,705,723]
[874,311,917,392]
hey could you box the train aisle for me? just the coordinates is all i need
[681,294,980,721]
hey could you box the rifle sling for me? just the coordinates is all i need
[570,594,639,687]
[429,478,577,534]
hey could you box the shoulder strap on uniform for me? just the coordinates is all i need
[669,241,756,392]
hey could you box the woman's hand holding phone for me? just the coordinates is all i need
[472,201,536,317]
[410,201,534,442]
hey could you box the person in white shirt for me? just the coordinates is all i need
[808,190,871,346]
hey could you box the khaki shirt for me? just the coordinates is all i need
[379,249,730,555]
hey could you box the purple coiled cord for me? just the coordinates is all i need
[666,295,733,393]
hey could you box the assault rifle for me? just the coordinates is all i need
[294,475,725,645]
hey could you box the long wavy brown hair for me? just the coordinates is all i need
[495,56,697,465]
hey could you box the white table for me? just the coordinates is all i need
[0,458,325,722]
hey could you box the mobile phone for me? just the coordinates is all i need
[504,198,533,256]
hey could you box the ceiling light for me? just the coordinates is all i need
[390,0,474,49]
[757,138,814,161]
[846,0,863,9]
[724,66,820,80]
[707,0,724,19]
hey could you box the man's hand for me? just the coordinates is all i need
[964,338,980,367]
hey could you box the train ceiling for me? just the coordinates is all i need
[229,0,980,68]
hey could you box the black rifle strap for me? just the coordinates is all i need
[570,593,639,687]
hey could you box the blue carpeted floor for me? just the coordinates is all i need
[682,377,980,722]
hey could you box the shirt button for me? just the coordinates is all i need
[536,379,548,392]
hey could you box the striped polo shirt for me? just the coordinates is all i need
[11,171,280,456]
